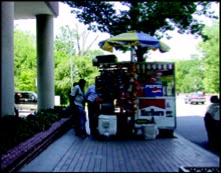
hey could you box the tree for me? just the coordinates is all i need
[64,1,218,62]
[55,24,100,57]
[55,25,77,56]
[14,26,102,105]
[54,25,103,105]
[55,24,102,84]
[54,51,101,105]
[175,56,205,93]
[74,23,100,56]
[198,22,219,93]
[14,29,37,92]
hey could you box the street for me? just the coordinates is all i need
[175,94,219,156]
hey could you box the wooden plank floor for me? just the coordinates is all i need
[19,129,219,172]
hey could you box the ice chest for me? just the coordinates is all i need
[142,124,159,140]
[98,115,117,136]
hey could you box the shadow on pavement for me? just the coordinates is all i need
[176,116,220,157]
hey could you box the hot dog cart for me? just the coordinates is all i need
[92,55,176,139]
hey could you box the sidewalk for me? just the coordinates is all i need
[19,129,219,172]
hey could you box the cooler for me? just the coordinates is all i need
[98,115,117,136]
[142,124,159,140]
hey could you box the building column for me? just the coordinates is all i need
[0,2,14,116]
[36,14,54,110]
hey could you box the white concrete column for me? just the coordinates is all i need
[36,14,54,110]
[1,2,15,116]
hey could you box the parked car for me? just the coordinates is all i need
[204,95,220,150]
[184,92,206,104]
[15,91,37,110]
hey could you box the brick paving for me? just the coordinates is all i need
[19,129,220,172]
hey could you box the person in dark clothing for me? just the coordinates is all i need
[70,79,87,138]
[85,84,100,137]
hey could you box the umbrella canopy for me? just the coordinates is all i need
[98,31,170,53]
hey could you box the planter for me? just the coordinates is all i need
[1,117,72,173]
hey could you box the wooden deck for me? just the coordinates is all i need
[19,129,220,172]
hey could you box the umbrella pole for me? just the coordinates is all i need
[130,47,134,62]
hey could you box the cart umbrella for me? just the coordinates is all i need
[98,31,170,61]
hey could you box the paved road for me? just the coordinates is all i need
[175,95,219,156]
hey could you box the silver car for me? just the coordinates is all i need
[184,92,206,104]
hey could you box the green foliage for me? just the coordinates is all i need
[0,108,67,154]
[54,53,100,105]
[35,109,60,131]
[14,29,37,92]
[55,25,77,55]
[199,22,220,93]
[14,28,102,105]
[175,56,205,93]
[72,55,100,87]
[64,1,218,61]
[14,20,219,105]
[174,22,219,94]
[54,45,102,105]
[54,26,102,105]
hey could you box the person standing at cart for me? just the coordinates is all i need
[85,84,100,138]
[69,82,78,127]
[70,79,87,138]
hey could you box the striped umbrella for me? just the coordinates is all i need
[98,31,170,53]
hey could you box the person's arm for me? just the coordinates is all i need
[85,86,92,101]
[70,86,79,102]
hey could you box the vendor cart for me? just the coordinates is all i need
[92,55,176,139]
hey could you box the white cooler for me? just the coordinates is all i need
[142,124,159,140]
[98,115,117,136]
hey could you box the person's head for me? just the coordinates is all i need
[73,82,78,87]
[210,95,219,103]
[78,79,86,88]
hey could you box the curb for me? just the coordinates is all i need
[1,117,72,173]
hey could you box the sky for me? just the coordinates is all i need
[14,2,219,62]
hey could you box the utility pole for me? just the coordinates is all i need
[69,48,74,85]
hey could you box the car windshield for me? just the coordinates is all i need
[191,93,204,97]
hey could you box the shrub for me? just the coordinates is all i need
[0,107,71,155]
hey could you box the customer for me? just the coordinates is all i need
[69,82,79,127]
[70,79,87,138]
[85,84,100,137]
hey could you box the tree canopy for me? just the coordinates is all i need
[14,28,37,92]
[14,21,219,105]
[14,27,102,105]
[199,22,220,93]
[64,1,218,61]
[175,56,205,93]
[174,21,219,94]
